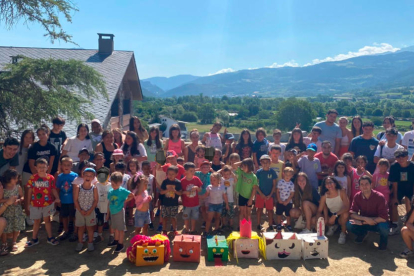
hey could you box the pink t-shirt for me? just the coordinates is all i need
[135,190,150,210]
[167,139,183,155]
[373,172,390,203]
[350,168,369,204]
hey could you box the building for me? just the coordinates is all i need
[0,33,143,137]
[159,116,188,138]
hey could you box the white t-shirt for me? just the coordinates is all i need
[121,143,147,168]
[277,179,295,202]
[146,174,155,197]
[268,142,286,161]
[303,137,322,153]
[96,181,111,213]
[334,175,348,193]
[402,130,414,160]
[374,143,404,160]
[221,177,235,203]
[207,184,226,204]
[64,137,93,161]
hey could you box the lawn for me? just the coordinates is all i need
[186,123,246,134]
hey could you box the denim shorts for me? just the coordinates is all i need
[182,206,199,221]
[135,210,151,228]
[208,203,223,213]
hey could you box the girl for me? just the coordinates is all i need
[317,176,349,244]
[211,148,225,172]
[333,160,351,198]
[372,158,390,203]
[229,153,241,206]
[165,124,185,157]
[290,172,320,234]
[341,153,354,175]
[0,169,25,252]
[132,175,152,236]
[285,128,307,159]
[112,128,124,148]
[338,117,353,158]
[235,129,254,160]
[233,158,258,221]
[351,116,363,138]
[184,129,200,163]
[194,146,208,169]
[121,131,147,168]
[141,161,157,231]
[95,130,118,168]
[202,122,223,150]
[62,123,93,162]
[16,130,34,176]
[129,116,149,142]
[400,196,414,258]
[377,116,403,144]
[144,126,163,172]
[126,159,141,226]
[350,155,372,204]
[110,149,124,174]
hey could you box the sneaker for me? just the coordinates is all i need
[26,217,34,226]
[75,243,83,252]
[87,243,94,252]
[354,234,368,244]
[115,243,124,252]
[69,233,78,242]
[400,248,413,258]
[156,225,163,234]
[326,225,338,236]
[58,223,64,234]
[338,232,346,244]
[155,209,160,217]
[294,216,306,230]
[285,225,293,232]
[201,222,206,229]
[93,235,104,244]
[300,228,312,234]
[378,244,387,251]
[149,223,154,231]
[107,237,116,247]
[257,225,262,231]
[401,215,408,223]
[389,225,400,236]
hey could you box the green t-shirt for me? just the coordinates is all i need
[144,140,163,162]
[235,167,258,199]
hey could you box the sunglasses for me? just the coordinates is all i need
[396,154,408,158]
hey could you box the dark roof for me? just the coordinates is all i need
[0,46,142,136]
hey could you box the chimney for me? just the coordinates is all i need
[98,33,115,54]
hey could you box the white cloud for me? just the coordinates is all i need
[209,68,236,76]
[266,60,299,68]
[303,43,400,66]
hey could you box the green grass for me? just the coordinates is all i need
[186,123,245,134]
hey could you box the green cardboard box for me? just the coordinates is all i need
[207,235,228,262]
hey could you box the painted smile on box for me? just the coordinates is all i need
[241,250,251,255]
[143,248,159,262]
[278,250,291,258]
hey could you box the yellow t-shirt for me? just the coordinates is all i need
[270,160,284,183]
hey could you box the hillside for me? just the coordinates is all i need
[143,74,200,91]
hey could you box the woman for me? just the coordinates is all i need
[0,195,18,256]
[62,123,93,162]
[290,172,320,234]
[121,131,147,168]
[144,126,163,171]
[16,130,35,176]
[235,129,254,160]
[184,129,200,163]
[129,116,149,143]
[377,116,403,144]
[338,117,353,158]
[285,128,306,160]
[112,128,124,148]
[351,116,363,138]
[317,176,350,244]
[95,130,118,168]
[400,197,414,258]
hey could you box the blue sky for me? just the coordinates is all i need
[2,0,414,78]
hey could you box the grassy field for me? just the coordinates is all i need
[186,123,246,134]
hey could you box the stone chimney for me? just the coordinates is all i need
[98,33,115,54]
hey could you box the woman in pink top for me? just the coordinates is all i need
[132,175,152,236]
[165,124,185,157]
[350,155,372,204]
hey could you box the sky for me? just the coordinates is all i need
[1,0,414,79]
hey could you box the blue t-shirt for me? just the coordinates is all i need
[348,136,379,163]
[314,121,342,151]
[108,187,131,214]
[298,156,321,189]
[253,138,269,165]
[195,171,211,195]
[56,172,78,204]
[256,168,277,196]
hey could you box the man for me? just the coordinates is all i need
[0,137,20,175]
[401,119,414,161]
[348,121,379,174]
[389,148,414,235]
[346,175,389,250]
[374,127,403,165]
[90,119,103,151]
[313,109,342,156]
[315,141,338,185]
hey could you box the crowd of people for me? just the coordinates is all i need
[1,111,414,260]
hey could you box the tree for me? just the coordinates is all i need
[372,109,383,116]
[198,104,215,124]
[180,112,198,122]
[403,110,412,118]
[0,56,107,134]
[275,99,314,131]
[0,0,78,44]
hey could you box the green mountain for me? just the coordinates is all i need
[143,74,200,91]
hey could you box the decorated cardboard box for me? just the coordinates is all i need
[173,235,201,263]
[297,217,329,260]
[226,231,262,261]
[136,244,165,266]
[262,230,302,260]
[126,234,171,266]
[207,235,228,262]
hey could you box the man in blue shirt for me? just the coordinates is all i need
[314,109,342,156]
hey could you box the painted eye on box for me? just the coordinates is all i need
[250,244,253,248]
[189,250,193,254]
[213,249,217,253]
[317,242,321,246]
[275,243,280,249]
[289,243,295,249]
[179,248,183,253]
[220,249,224,253]
[144,249,149,254]
[309,243,314,246]
[153,249,157,253]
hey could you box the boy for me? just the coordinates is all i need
[48,116,67,177]
[304,126,323,153]
[160,166,182,235]
[177,157,185,166]
[297,143,322,189]
[374,128,403,165]
[195,160,212,229]
[181,162,203,234]
[315,141,338,186]
[114,162,131,189]
[160,150,185,179]
[93,152,106,171]
[107,171,134,252]
[56,157,78,241]
[276,167,295,231]
[253,128,269,170]
[269,145,285,183]
[141,161,157,231]
[72,148,91,174]
[25,158,60,247]
[94,167,111,244]
[219,165,237,230]
[255,155,277,231]
[90,119,103,150]
[268,129,286,161]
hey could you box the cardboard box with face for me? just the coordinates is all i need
[173,235,201,262]
[207,235,228,262]
[233,238,259,259]
[297,217,329,259]
[262,232,302,260]
[135,245,165,266]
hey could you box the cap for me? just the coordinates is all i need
[113,149,124,156]
[225,133,235,140]
[260,154,271,161]
[78,148,89,155]
[83,168,96,174]
[307,143,317,152]
[91,119,101,125]
[201,160,211,166]
[394,148,408,158]
[166,150,178,158]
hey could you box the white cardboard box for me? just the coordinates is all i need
[262,232,302,260]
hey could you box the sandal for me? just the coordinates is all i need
[12,243,18,252]
[25,239,39,248]
[47,237,59,246]
[0,244,8,256]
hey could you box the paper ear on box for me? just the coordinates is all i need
[262,232,302,260]
[297,217,328,260]
[207,235,228,262]
[173,235,201,263]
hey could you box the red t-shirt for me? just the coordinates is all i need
[180,176,203,207]
[162,163,185,180]
[350,190,389,221]
[26,174,56,207]
[315,152,338,180]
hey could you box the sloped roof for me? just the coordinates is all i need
[0,46,142,137]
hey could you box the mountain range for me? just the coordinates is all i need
[141,47,414,98]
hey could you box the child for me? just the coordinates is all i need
[160,166,182,235]
[113,161,133,225]
[229,153,241,205]
[234,158,258,222]
[276,167,295,231]
[185,129,200,163]
[107,171,134,252]
[253,128,270,170]
[144,126,164,172]
[235,129,254,160]
[202,172,228,236]
[373,159,393,226]
[114,162,131,189]
[25,158,60,247]
[56,157,78,240]
[48,116,67,177]
[341,153,355,175]
[211,148,225,172]
[92,152,105,171]
[268,129,286,161]
[141,161,157,231]
[71,148,91,174]
[132,175,152,236]
[110,149,124,173]
[333,160,351,198]
[177,157,185,166]
[73,168,98,252]
[350,155,372,204]
[94,167,111,244]
[165,124,185,157]
[297,143,322,189]
[1,169,25,252]
[285,128,307,157]
[195,161,212,229]
[202,122,223,150]
[269,145,285,183]
[219,165,237,230]
[194,145,208,168]
[181,162,202,234]
[90,119,103,150]
[255,155,277,231]
[303,126,322,153]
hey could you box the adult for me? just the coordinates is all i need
[0,196,18,256]
[346,175,389,250]
[184,129,199,163]
[16,130,35,176]
[290,172,320,234]
[62,123,93,162]
[314,109,342,156]
[0,137,20,176]
[317,176,349,244]
[144,126,164,170]
[121,131,147,168]
[112,128,124,148]
[315,141,339,185]
[389,148,414,235]
[373,128,403,165]
[400,205,414,257]
[338,117,353,158]
[377,116,403,144]
[95,130,118,168]
[351,116,363,139]
[90,119,103,150]
[129,116,149,143]
[48,117,67,175]
[348,121,379,174]
[235,129,254,160]
[401,119,414,161]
